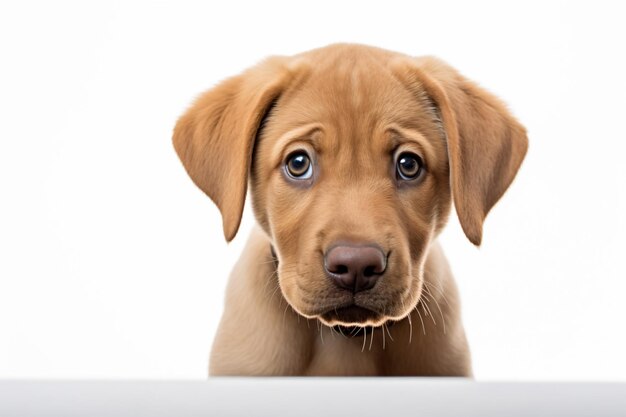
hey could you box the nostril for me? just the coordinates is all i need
[333,264,349,274]
[363,265,381,277]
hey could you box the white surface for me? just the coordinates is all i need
[1,380,626,417]
[1,0,625,379]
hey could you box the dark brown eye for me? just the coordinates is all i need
[285,152,312,179]
[396,152,423,180]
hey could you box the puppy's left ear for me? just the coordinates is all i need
[173,57,300,241]
[393,57,528,246]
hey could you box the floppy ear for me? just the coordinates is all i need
[393,57,528,246]
[173,57,298,241]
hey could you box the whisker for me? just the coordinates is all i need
[414,305,426,335]
[407,312,413,344]
[385,323,394,342]
[329,325,337,339]
[423,284,447,334]
[361,328,367,352]
[265,271,278,289]
[337,326,346,338]
[421,297,437,327]
[261,270,274,290]
[382,324,386,350]
[282,302,290,328]
[424,280,450,307]
[369,326,375,351]
[400,298,412,344]
[294,306,300,323]
[257,259,280,266]
[266,274,281,303]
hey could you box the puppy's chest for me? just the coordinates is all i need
[304,331,384,376]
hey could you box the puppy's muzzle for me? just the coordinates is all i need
[324,244,387,293]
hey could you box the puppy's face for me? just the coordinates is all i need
[250,57,451,326]
[173,44,527,328]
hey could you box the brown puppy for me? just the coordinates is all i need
[173,44,527,376]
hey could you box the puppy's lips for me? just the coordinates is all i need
[318,304,383,327]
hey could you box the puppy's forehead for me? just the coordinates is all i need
[272,50,436,152]
[291,56,414,118]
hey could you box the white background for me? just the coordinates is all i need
[1,0,625,380]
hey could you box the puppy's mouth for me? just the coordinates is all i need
[318,304,384,327]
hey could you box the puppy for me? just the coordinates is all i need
[173,44,527,376]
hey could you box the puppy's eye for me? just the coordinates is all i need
[396,152,423,180]
[285,152,313,179]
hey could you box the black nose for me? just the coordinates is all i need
[324,244,386,293]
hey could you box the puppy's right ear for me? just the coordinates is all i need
[173,57,300,241]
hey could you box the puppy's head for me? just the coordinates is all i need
[173,44,527,327]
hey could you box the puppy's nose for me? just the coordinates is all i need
[324,245,386,292]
